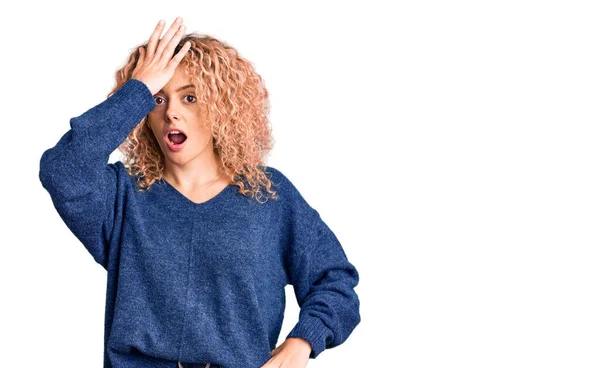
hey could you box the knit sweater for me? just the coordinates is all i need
[38,78,361,368]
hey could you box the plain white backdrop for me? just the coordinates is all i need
[2,0,599,367]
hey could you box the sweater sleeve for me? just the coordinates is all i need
[282,179,361,359]
[38,78,156,269]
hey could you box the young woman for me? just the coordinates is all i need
[39,17,360,368]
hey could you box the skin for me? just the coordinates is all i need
[261,337,312,368]
[134,17,313,365]
[133,16,229,204]
[146,64,232,204]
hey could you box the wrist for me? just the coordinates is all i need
[287,337,312,355]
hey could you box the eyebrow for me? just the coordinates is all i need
[157,84,195,95]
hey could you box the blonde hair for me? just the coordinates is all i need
[107,32,278,203]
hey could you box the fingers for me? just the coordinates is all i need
[166,41,191,72]
[135,47,145,71]
[161,23,186,65]
[146,19,165,60]
[155,17,184,60]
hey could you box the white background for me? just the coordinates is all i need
[2,0,599,367]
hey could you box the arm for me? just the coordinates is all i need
[284,205,361,359]
[38,78,156,269]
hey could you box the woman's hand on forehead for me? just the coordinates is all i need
[132,17,191,96]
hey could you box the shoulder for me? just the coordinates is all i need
[108,160,138,191]
[263,165,317,217]
[263,165,298,198]
[109,160,129,179]
[263,165,287,187]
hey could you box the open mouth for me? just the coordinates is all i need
[165,130,188,151]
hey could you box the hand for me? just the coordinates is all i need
[131,17,191,95]
[260,337,312,368]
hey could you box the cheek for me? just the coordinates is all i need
[190,124,212,141]
[147,122,163,143]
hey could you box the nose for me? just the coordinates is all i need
[165,100,184,122]
[166,110,180,123]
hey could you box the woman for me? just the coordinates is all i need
[39,17,360,368]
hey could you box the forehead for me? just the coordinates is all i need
[161,66,194,91]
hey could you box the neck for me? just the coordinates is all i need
[163,149,227,189]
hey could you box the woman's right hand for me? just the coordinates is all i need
[131,17,191,95]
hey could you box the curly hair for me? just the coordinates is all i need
[107,32,278,204]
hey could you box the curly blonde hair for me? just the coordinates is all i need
[107,32,278,204]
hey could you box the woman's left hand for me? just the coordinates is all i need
[260,337,311,368]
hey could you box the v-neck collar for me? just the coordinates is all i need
[158,177,236,207]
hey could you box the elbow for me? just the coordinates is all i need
[38,147,70,200]
[353,304,361,332]
[349,293,361,334]
[39,146,63,191]
[38,149,53,189]
[341,286,361,341]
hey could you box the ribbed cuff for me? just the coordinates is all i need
[109,78,156,126]
[286,315,330,359]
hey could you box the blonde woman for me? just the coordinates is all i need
[39,17,360,368]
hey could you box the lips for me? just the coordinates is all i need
[165,127,188,141]
[164,128,188,152]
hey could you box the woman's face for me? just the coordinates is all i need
[146,65,214,167]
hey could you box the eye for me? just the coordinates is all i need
[154,95,197,105]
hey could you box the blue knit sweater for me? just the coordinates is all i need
[38,78,361,368]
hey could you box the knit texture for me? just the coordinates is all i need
[39,78,361,368]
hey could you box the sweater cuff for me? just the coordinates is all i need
[110,78,156,123]
[286,315,330,359]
